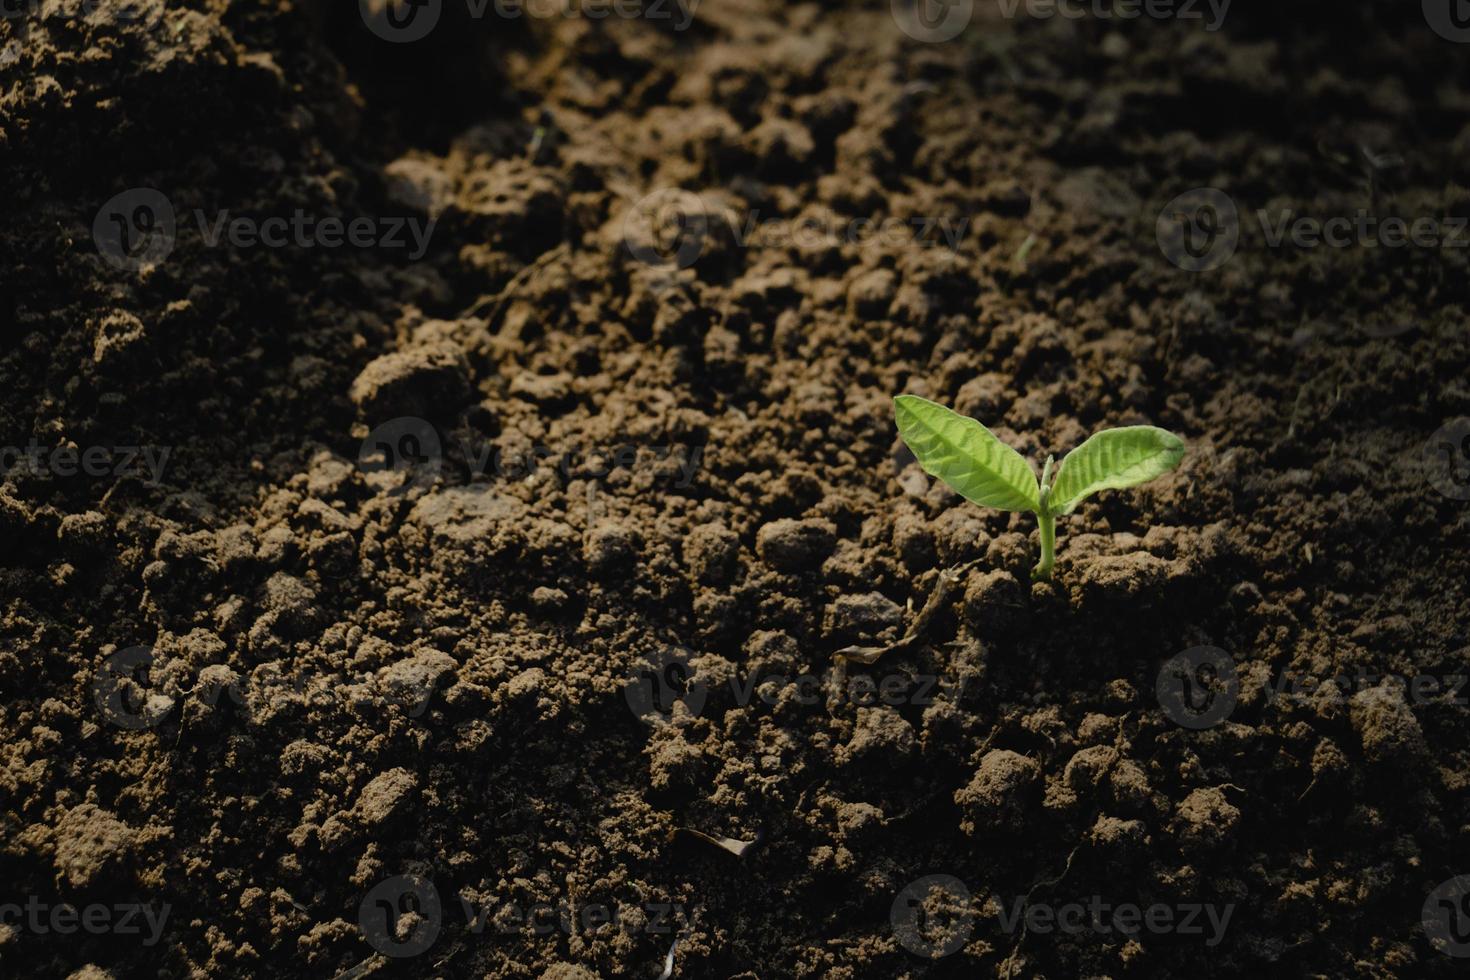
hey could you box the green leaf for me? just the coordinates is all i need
[1047,426,1185,516]
[893,395,1040,513]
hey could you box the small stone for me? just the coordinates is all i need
[847,268,896,318]
[1063,745,1119,794]
[349,342,472,419]
[531,586,570,613]
[505,668,546,703]
[756,517,836,572]
[1088,814,1148,865]
[1076,552,1170,599]
[955,749,1041,836]
[825,592,903,641]
[836,802,885,845]
[381,650,457,714]
[890,513,935,572]
[53,805,135,888]
[65,968,116,980]
[1349,684,1429,768]
[508,371,573,407]
[1108,759,1153,810]
[539,964,599,980]
[585,523,638,575]
[684,522,741,585]
[383,156,454,216]
[961,569,1025,633]
[355,769,417,830]
[838,707,916,766]
[1172,786,1239,851]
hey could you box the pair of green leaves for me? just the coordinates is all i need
[893,394,1185,519]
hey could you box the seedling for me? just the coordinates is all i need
[893,395,1185,581]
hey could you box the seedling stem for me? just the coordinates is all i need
[1034,455,1056,581]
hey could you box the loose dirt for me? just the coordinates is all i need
[3,1,1469,977]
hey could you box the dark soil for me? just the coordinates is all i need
[3,1,1470,978]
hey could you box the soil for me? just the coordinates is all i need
[3,1,1470,978]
